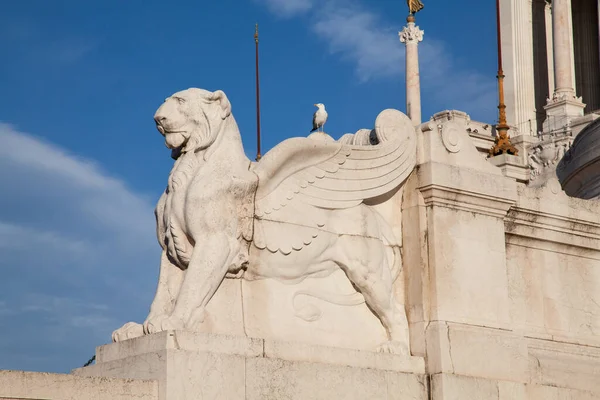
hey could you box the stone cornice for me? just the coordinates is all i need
[419,184,515,218]
[417,162,517,218]
[505,183,600,252]
[505,206,600,253]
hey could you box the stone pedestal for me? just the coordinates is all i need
[488,153,530,183]
[73,331,426,400]
[543,97,585,133]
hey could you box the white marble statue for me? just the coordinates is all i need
[112,88,417,354]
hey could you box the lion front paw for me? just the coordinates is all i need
[143,315,169,335]
[145,315,186,334]
[112,322,144,342]
[376,340,409,356]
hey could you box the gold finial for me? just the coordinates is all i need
[254,23,259,43]
[407,0,424,15]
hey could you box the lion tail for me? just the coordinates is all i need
[292,290,365,322]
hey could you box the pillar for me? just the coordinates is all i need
[552,0,576,97]
[501,0,537,135]
[399,16,424,126]
[543,0,585,133]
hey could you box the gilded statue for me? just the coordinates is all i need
[407,0,424,14]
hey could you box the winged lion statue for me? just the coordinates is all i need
[112,88,417,355]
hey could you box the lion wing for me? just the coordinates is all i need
[252,109,417,217]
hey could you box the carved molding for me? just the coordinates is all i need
[419,184,515,218]
[546,91,583,105]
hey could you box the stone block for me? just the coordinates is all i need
[262,339,425,373]
[0,370,157,400]
[426,322,528,382]
[528,338,600,394]
[416,161,516,329]
[425,206,511,327]
[246,357,426,400]
[74,331,426,400]
[498,381,527,400]
[430,373,498,400]
[528,384,598,400]
[96,330,262,363]
[446,324,528,382]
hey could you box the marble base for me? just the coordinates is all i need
[72,331,426,400]
[488,153,530,183]
[543,98,585,133]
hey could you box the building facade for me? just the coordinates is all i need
[500,0,600,136]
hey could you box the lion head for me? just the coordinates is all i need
[154,88,232,155]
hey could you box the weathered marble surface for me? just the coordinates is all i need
[0,370,157,400]
[112,88,418,356]
[74,331,427,400]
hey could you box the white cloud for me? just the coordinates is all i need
[0,124,154,238]
[259,0,497,121]
[260,0,314,17]
[0,301,14,317]
[0,221,91,258]
[0,124,159,372]
[312,5,402,82]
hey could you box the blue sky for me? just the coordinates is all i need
[0,0,498,373]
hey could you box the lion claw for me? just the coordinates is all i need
[112,321,144,342]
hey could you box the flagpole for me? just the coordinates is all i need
[254,23,262,161]
[489,0,518,156]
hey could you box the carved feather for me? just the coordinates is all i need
[253,109,416,216]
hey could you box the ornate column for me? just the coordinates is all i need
[501,0,537,135]
[552,0,575,96]
[399,15,424,126]
[543,0,585,133]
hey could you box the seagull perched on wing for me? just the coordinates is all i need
[310,103,328,133]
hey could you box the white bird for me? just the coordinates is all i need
[311,103,328,133]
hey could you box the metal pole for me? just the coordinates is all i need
[489,0,518,157]
[254,24,262,161]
